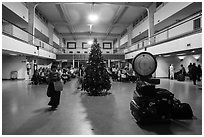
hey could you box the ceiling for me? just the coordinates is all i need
[36,2,152,41]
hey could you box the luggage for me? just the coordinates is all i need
[131,87,176,123]
[177,73,185,81]
[130,100,159,123]
[172,102,193,119]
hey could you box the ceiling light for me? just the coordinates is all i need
[163,54,171,57]
[88,40,93,45]
[193,54,200,60]
[177,53,186,56]
[88,14,98,22]
[10,53,17,56]
[192,50,195,53]
[178,56,185,60]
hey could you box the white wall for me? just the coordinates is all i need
[34,16,49,37]
[169,21,193,38]
[132,19,148,38]
[53,33,60,45]
[147,33,202,55]
[154,2,192,25]
[2,55,27,79]
[12,25,29,42]
[120,34,128,46]
[2,34,56,59]
[3,2,28,22]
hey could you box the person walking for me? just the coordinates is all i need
[77,64,84,89]
[197,64,202,81]
[191,63,198,85]
[47,65,62,110]
[169,64,174,79]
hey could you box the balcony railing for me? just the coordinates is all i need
[124,12,202,54]
[2,19,58,54]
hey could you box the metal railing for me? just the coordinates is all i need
[124,12,202,54]
[2,18,59,54]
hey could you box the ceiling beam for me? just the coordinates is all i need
[103,6,128,41]
[55,4,77,40]
[53,22,129,28]
[61,32,120,38]
[94,2,152,8]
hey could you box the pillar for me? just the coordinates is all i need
[48,23,54,45]
[27,3,36,45]
[108,60,111,68]
[127,24,133,47]
[147,3,156,46]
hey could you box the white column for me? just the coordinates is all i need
[147,3,156,46]
[108,60,111,68]
[27,3,36,45]
[48,23,54,45]
[127,24,133,47]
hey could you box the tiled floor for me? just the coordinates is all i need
[2,78,202,135]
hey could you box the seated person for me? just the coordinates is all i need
[61,69,70,84]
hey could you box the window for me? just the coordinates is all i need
[77,51,80,53]
[84,51,88,53]
[82,42,91,49]
[106,51,110,53]
[67,42,76,49]
[69,51,73,53]
[103,42,112,49]
[194,18,201,30]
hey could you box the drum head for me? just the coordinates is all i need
[132,52,157,77]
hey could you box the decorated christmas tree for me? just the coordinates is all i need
[82,38,111,96]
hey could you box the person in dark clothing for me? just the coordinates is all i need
[180,64,186,75]
[77,64,84,89]
[188,63,193,80]
[47,65,62,110]
[197,64,202,81]
[191,63,198,85]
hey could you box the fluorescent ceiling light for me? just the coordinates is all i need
[10,53,17,56]
[178,56,185,60]
[193,54,200,60]
[88,14,98,22]
[163,54,171,57]
[177,53,186,56]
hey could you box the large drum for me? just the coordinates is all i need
[132,52,157,78]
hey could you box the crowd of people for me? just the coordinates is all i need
[30,66,79,85]
[169,63,202,85]
[108,65,137,82]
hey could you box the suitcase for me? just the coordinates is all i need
[172,102,193,119]
[177,74,185,81]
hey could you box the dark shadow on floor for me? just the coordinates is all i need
[80,94,117,135]
[9,107,54,135]
[136,119,200,135]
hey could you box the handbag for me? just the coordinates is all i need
[54,81,63,91]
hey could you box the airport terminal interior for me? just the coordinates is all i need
[2,2,202,135]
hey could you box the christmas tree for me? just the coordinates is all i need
[82,38,111,96]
